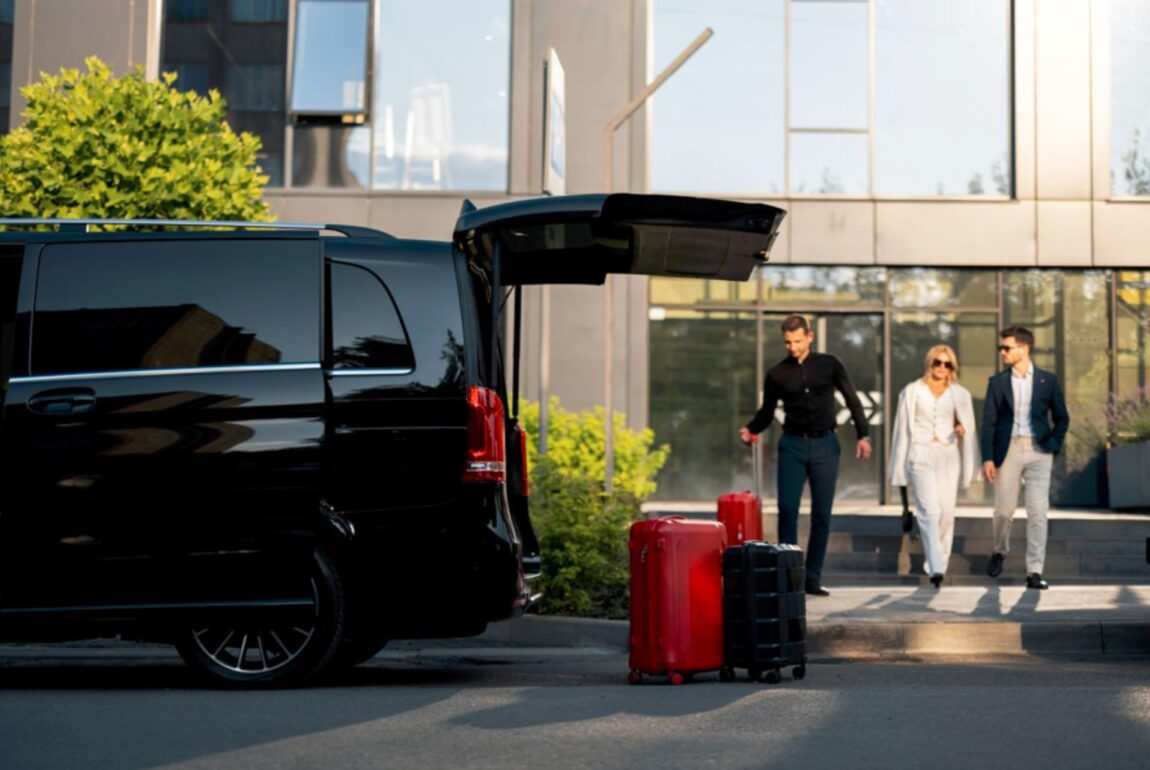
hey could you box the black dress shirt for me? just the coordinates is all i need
[745,352,870,439]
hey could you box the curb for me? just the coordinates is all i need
[481,615,1150,657]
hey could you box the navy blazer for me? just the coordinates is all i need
[980,366,1070,467]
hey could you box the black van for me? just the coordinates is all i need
[0,193,785,686]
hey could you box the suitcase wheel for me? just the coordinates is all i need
[628,671,643,685]
[669,671,684,686]
[793,665,807,681]
[763,669,782,685]
[719,667,735,683]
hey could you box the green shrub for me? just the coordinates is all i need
[0,56,272,223]
[519,398,669,618]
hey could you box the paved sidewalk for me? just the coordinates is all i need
[481,584,1150,658]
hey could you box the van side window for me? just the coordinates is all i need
[30,241,319,376]
[329,261,414,371]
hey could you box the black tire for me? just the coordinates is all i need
[793,664,807,680]
[333,629,390,669]
[764,669,782,684]
[175,548,347,687]
[719,667,735,683]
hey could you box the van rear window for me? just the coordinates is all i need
[329,262,414,370]
[31,240,320,376]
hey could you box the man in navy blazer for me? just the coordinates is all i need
[980,326,1070,589]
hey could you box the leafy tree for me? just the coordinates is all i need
[0,56,272,222]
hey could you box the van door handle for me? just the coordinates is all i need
[28,388,98,415]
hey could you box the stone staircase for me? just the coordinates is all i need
[645,503,1150,585]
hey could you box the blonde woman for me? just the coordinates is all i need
[889,344,980,588]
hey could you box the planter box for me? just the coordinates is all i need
[1108,440,1150,509]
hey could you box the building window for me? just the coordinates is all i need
[231,0,287,22]
[1110,0,1150,195]
[161,0,289,186]
[650,267,1113,505]
[162,0,510,192]
[650,0,785,195]
[290,0,370,118]
[0,0,12,135]
[874,0,1011,196]
[651,0,1013,197]
[370,0,510,191]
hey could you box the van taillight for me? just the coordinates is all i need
[463,386,506,483]
[515,423,529,495]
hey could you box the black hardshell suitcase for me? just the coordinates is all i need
[720,541,808,683]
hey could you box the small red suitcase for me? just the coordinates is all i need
[628,516,726,685]
[717,491,762,545]
[717,435,763,545]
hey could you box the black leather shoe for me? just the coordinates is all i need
[987,552,1004,578]
[1026,573,1049,590]
[929,574,944,588]
[805,582,830,597]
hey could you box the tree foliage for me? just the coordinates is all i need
[0,56,272,222]
[519,398,670,618]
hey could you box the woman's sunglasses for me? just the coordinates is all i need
[931,359,955,370]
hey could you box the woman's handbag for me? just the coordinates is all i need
[899,486,914,533]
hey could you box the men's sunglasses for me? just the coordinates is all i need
[931,359,955,370]
[997,344,1019,352]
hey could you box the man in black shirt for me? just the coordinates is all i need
[739,314,872,596]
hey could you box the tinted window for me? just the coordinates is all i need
[330,261,414,370]
[32,240,319,375]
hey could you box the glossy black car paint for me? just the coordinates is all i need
[0,230,531,645]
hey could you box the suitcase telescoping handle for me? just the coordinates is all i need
[750,433,762,500]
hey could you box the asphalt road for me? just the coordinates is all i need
[2,643,1150,770]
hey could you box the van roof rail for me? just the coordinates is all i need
[0,218,395,238]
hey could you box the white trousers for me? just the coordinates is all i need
[992,436,1053,575]
[907,442,961,577]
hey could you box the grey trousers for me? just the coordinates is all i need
[992,436,1054,575]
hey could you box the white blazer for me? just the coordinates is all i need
[888,380,981,489]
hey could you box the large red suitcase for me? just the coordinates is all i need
[628,516,726,685]
[717,491,762,545]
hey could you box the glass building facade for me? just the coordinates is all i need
[160,0,510,191]
[650,267,1150,508]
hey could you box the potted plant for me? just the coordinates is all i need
[1105,386,1150,509]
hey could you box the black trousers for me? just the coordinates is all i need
[777,432,841,584]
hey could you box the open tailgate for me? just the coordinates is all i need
[453,193,785,285]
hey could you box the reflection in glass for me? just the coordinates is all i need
[649,311,758,500]
[372,0,509,191]
[1111,0,1150,195]
[890,311,998,502]
[1116,271,1150,396]
[290,0,369,115]
[875,0,1011,196]
[330,263,414,370]
[32,241,319,374]
[161,1,288,185]
[890,269,997,308]
[1005,270,1110,505]
[760,266,885,307]
[790,131,868,194]
[651,0,785,194]
[790,0,868,130]
[292,125,370,188]
[649,276,756,306]
[0,0,11,134]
